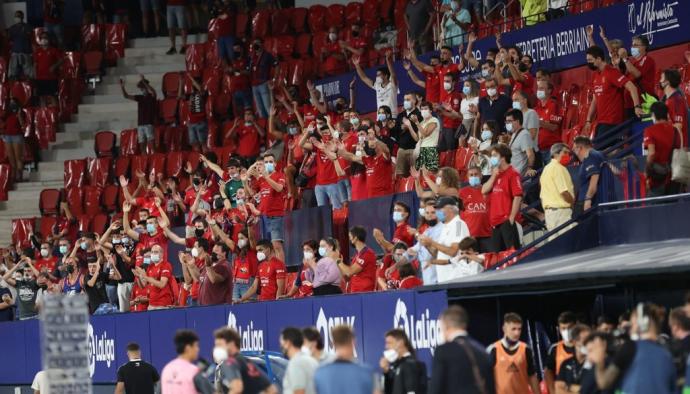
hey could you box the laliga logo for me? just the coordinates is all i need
[227,311,264,351]
[315,307,356,355]
[393,299,442,355]
[87,323,115,377]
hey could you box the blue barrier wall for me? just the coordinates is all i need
[0,290,447,384]
[315,0,690,113]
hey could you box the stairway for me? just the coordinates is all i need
[0,35,206,246]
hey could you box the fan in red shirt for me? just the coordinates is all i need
[299,115,344,209]
[410,45,462,104]
[373,201,415,254]
[376,243,418,291]
[228,108,265,161]
[238,240,286,301]
[231,231,258,302]
[129,276,150,312]
[135,244,174,309]
[225,46,252,117]
[123,201,169,261]
[436,73,463,152]
[534,80,563,159]
[643,102,681,196]
[338,131,393,199]
[33,31,63,106]
[35,242,58,274]
[483,144,523,253]
[398,264,424,289]
[584,46,643,142]
[339,23,368,66]
[338,226,377,293]
[321,27,346,77]
[660,69,688,149]
[621,36,656,112]
[459,166,492,252]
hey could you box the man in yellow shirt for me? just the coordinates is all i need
[539,143,575,232]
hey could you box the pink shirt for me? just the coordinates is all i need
[161,358,200,393]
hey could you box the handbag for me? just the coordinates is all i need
[295,152,316,188]
[671,129,690,184]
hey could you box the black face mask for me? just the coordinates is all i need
[351,30,359,37]
[233,51,242,58]
[192,178,201,186]
[214,198,224,210]
[211,253,219,263]
[587,62,598,71]
[66,265,74,274]
[252,44,261,51]
[441,59,450,66]
[195,228,205,238]
[518,63,529,73]
[364,146,376,156]
[166,188,173,194]
[426,219,438,227]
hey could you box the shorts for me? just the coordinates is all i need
[35,79,58,97]
[2,134,24,144]
[140,0,160,11]
[167,5,187,29]
[263,216,284,242]
[137,124,155,143]
[415,146,439,172]
[187,121,208,144]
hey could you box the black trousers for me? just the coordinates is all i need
[490,221,521,252]
[313,284,342,296]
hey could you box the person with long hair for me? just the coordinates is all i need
[229,229,257,303]
[283,240,318,298]
[305,237,342,296]
[380,328,425,394]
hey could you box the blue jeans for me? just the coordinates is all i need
[187,121,208,144]
[337,178,351,203]
[263,216,285,241]
[106,284,119,308]
[232,278,255,302]
[252,82,271,118]
[315,183,343,209]
[540,150,551,166]
[217,36,236,62]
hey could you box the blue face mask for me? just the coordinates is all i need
[403,100,413,110]
[468,176,481,187]
[630,47,640,57]
[288,126,298,135]
[481,130,493,141]
[462,86,471,95]
[265,162,275,174]
[450,1,459,11]
[377,113,387,122]
[318,247,327,257]
[151,254,161,263]
[59,245,68,255]
[481,69,490,78]
[146,223,156,234]
[392,211,404,222]
[512,101,522,110]
[143,257,151,266]
[490,156,501,167]
[436,209,446,223]
[80,242,88,250]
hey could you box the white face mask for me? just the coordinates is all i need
[435,176,442,186]
[237,239,247,249]
[333,131,340,139]
[443,82,453,91]
[536,90,547,100]
[303,251,314,260]
[560,329,571,343]
[40,249,50,257]
[40,39,49,46]
[486,88,497,97]
[256,251,267,261]
[328,32,337,41]
[421,109,431,119]
[383,349,398,363]
[375,76,383,85]
[191,247,200,258]
[213,346,228,364]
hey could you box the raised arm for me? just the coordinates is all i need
[385,52,397,87]
[307,81,328,114]
[120,78,134,100]
[408,43,434,73]
[122,201,140,241]
[353,58,375,89]
[200,154,224,178]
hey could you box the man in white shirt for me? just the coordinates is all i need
[444,237,484,280]
[32,370,48,394]
[418,197,470,283]
[354,51,399,117]
[407,199,443,285]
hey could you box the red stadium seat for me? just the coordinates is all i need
[264,36,278,58]
[312,32,328,61]
[159,98,179,124]
[394,177,415,193]
[165,151,186,178]
[39,189,61,216]
[102,184,120,212]
[0,164,10,201]
[271,8,291,36]
[295,33,311,58]
[185,44,205,77]
[211,94,231,120]
[235,12,249,38]
[346,2,363,25]
[379,0,394,24]
[80,24,103,51]
[87,157,112,189]
[130,155,149,178]
[394,0,407,29]
[251,10,271,38]
[165,126,186,152]
[275,35,295,59]
[91,213,110,234]
[207,18,220,42]
[35,106,58,149]
[64,159,87,188]
[114,157,130,180]
[326,4,345,29]
[453,148,473,181]
[362,0,380,29]
[10,81,32,107]
[82,51,103,78]
[207,119,220,148]
[307,5,327,33]
[120,129,139,156]
[104,24,127,66]
[291,8,308,33]
[149,153,166,176]
[61,52,82,79]
[163,72,182,98]
[64,187,84,216]
[83,185,102,216]
[178,99,190,126]
[204,41,223,69]
[94,131,116,157]
[39,216,58,241]
[20,107,36,140]
[202,68,222,96]
[12,218,36,248]
[0,58,6,85]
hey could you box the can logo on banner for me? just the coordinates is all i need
[228,311,264,351]
[393,298,442,356]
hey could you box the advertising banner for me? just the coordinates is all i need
[226,302,268,352]
[315,0,690,115]
[360,291,416,367]
[89,314,117,383]
[148,309,187,370]
[113,312,152,370]
[265,298,315,351]
[411,291,448,370]
[311,294,365,358]
[185,305,228,362]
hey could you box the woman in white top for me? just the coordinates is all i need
[512,90,540,152]
[473,120,499,177]
[412,102,440,172]
[460,79,479,133]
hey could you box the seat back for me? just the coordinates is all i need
[39,189,61,216]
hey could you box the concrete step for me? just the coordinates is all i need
[13,180,64,192]
[42,146,96,162]
[72,110,137,123]
[103,71,171,85]
[28,164,65,182]
[106,63,184,76]
[60,120,137,134]
[0,198,41,213]
[77,101,137,114]
[82,94,133,105]
[118,53,185,67]
[128,34,207,49]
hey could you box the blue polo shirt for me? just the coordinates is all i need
[314,359,376,394]
[576,149,605,203]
